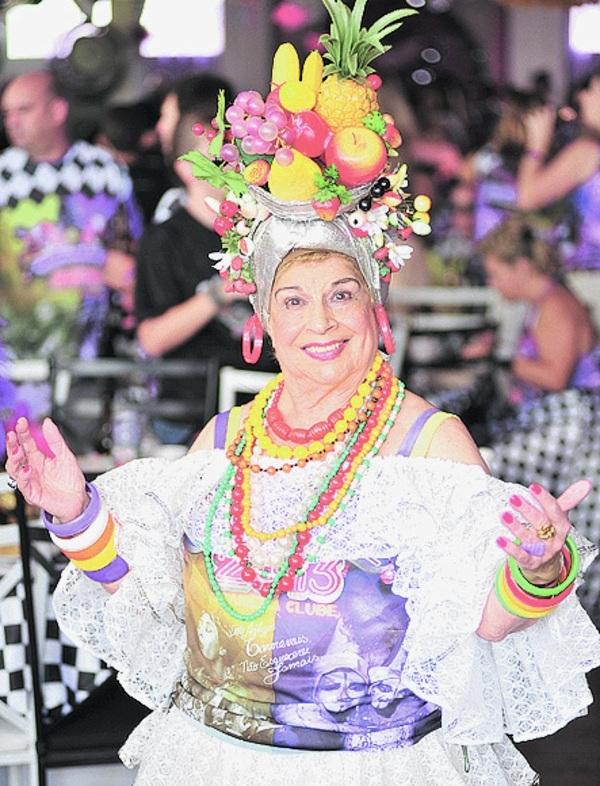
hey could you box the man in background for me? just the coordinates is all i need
[135,105,247,445]
[152,73,233,223]
[0,70,142,451]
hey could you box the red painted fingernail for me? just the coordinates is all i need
[530,483,542,495]
[496,536,508,548]
[509,495,522,507]
[501,511,514,524]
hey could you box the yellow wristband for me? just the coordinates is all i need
[71,535,117,572]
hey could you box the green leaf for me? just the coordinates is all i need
[208,89,227,157]
[208,132,224,158]
[367,9,418,38]
[351,0,368,32]
[179,151,248,197]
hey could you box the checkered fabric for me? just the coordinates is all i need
[488,389,600,625]
[0,140,143,364]
[43,565,112,718]
[0,579,31,716]
[0,142,135,208]
[0,555,112,719]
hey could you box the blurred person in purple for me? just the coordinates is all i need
[0,70,142,451]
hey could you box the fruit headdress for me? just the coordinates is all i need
[183,0,431,323]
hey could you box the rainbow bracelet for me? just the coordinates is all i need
[43,483,129,584]
[495,535,578,619]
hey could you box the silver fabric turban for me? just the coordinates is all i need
[247,185,384,324]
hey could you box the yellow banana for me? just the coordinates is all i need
[271,43,300,87]
[301,50,324,93]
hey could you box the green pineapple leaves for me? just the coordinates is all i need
[320,0,417,79]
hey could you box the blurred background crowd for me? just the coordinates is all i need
[0,2,600,783]
[0,4,598,491]
[0,0,599,490]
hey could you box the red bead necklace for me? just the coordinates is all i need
[265,383,345,444]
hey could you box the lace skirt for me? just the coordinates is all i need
[121,707,539,786]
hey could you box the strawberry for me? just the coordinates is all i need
[311,197,340,221]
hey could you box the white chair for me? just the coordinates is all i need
[4,360,50,385]
[0,474,40,786]
[218,366,277,412]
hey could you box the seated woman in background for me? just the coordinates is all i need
[477,217,600,622]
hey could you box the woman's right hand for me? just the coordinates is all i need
[5,417,88,522]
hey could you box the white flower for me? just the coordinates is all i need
[370,228,385,248]
[347,210,366,229]
[388,243,413,269]
[256,203,270,221]
[208,251,233,272]
[365,204,390,236]
[235,220,251,236]
[239,193,258,219]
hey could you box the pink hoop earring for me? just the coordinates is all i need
[242,314,264,364]
[374,304,395,355]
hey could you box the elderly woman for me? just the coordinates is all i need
[6,231,600,784]
[5,3,600,783]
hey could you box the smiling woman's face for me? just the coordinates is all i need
[267,251,378,388]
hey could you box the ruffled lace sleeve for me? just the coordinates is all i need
[53,450,226,710]
[357,457,600,745]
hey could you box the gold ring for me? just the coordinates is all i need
[537,523,556,540]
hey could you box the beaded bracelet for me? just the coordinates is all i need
[41,482,129,584]
[495,535,578,619]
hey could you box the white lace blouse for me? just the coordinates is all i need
[53,449,600,785]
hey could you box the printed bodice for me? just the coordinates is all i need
[179,447,441,750]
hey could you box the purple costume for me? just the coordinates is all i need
[568,148,600,271]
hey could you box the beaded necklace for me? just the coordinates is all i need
[202,356,405,622]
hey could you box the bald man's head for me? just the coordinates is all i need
[1,70,69,160]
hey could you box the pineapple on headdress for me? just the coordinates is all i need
[182,0,429,300]
[315,0,416,132]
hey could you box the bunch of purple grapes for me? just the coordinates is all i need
[220,90,296,165]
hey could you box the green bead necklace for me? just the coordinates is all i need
[201,379,405,622]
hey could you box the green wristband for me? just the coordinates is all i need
[509,534,579,598]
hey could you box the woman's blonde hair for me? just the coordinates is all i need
[477,217,561,277]
[273,248,366,287]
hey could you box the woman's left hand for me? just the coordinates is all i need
[497,480,591,585]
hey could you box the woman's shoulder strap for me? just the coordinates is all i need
[213,406,243,450]
[397,407,458,458]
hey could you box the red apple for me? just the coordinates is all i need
[324,127,387,187]
[291,110,331,158]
